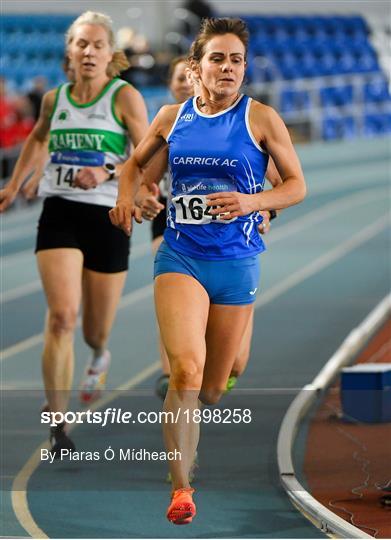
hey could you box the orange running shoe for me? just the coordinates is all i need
[166,487,196,525]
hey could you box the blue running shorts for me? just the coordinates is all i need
[154,241,260,305]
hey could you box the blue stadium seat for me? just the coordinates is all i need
[323,115,357,140]
[364,78,391,103]
[364,113,391,136]
[280,89,310,113]
[231,13,378,82]
[338,53,357,74]
[320,85,354,107]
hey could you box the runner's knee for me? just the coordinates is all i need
[170,355,203,390]
[48,308,78,336]
[199,387,224,405]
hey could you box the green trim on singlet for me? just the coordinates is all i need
[49,128,127,155]
[49,84,64,120]
[111,82,129,129]
[65,78,118,108]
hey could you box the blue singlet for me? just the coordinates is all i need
[164,94,269,260]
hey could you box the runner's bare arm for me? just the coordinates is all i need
[265,157,283,188]
[109,104,179,234]
[0,90,55,211]
[115,84,149,147]
[251,101,306,210]
[116,104,179,204]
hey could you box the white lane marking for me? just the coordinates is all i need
[0,284,153,362]
[1,280,41,303]
[2,222,389,540]
[255,215,389,309]
[1,242,152,304]
[1,186,387,304]
[267,187,387,245]
[1,213,388,365]
[2,249,33,269]
[307,160,389,191]
[9,214,389,539]
[1,334,45,362]
[1,226,151,268]
[11,360,160,540]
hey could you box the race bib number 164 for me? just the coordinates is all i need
[173,194,236,225]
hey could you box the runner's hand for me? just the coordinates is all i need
[258,210,271,234]
[139,183,164,220]
[0,185,18,212]
[109,199,142,236]
[73,167,108,190]
[206,191,260,219]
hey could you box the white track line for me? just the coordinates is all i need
[255,215,389,309]
[11,360,161,540]
[8,214,390,538]
[1,212,389,363]
[0,284,152,362]
[1,281,41,303]
[277,295,390,538]
[1,242,152,304]
[1,186,387,304]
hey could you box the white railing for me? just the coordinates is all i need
[277,294,391,538]
[247,71,389,140]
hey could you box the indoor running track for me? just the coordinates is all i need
[1,137,390,539]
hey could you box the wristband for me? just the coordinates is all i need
[269,209,277,221]
[103,163,116,181]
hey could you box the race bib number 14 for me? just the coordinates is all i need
[173,194,236,225]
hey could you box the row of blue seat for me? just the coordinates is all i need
[241,15,368,32]
[250,28,368,45]
[323,114,391,140]
[2,13,381,85]
[2,14,74,33]
[280,83,390,112]
[247,57,381,82]
[2,33,65,56]
[250,39,375,56]
[2,56,388,114]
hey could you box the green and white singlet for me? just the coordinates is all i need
[39,78,130,207]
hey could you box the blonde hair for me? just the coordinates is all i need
[66,11,129,77]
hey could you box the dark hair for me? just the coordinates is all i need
[167,55,188,83]
[189,17,249,63]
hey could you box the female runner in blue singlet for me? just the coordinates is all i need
[110,17,306,524]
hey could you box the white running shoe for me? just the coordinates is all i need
[79,350,111,404]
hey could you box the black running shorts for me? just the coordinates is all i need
[35,196,130,273]
[151,196,167,240]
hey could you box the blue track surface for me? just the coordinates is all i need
[1,137,390,538]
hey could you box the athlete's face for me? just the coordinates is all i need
[197,34,246,97]
[68,24,113,80]
[169,61,194,103]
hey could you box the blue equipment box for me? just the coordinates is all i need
[341,363,391,423]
